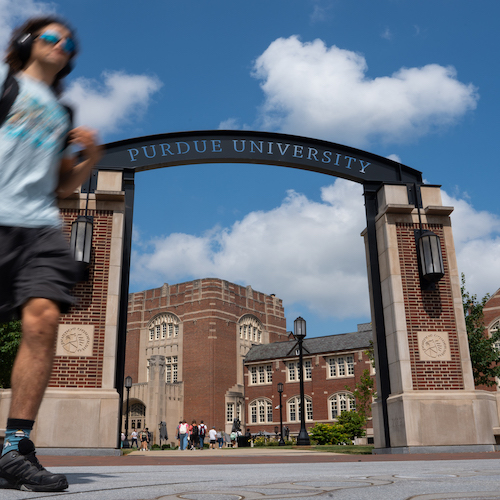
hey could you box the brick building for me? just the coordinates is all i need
[484,288,500,342]
[244,324,374,442]
[124,278,288,443]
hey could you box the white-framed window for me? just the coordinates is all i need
[147,313,180,342]
[249,364,272,385]
[165,356,178,383]
[327,355,355,378]
[304,360,312,380]
[490,321,500,352]
[226,403,234,423]
[258,366,265,383]
[266,365,273,383]
[287,395,313,422]
[250,366,257,384]
[329,392,356,419]
[287,361,311,381]
[249,399,273,424]
[238,315,264,344]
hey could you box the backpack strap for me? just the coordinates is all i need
[0,72,19,128]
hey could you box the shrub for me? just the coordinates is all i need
[336,411,366,440]
[253,436,266,447]
[309,421,353,445]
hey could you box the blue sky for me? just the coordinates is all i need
[2,0,499,337]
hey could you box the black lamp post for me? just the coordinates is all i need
[294,317,310,446]
[277,382,285,446]
[123,375,132,448]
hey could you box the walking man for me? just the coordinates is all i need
[0,16,101,492]
[198,421,207,449]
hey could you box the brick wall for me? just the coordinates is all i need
[244,349,374,435]
[125,279,287,430]
[48,208,113,388]
[396,222,464,390]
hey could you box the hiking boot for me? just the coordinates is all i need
[0,438,68,492]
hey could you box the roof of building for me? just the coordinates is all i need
[245,327,373,363]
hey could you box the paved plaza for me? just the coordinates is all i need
[5,448,500,499]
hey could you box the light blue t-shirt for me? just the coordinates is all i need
[0,63,71,228]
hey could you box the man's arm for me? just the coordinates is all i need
[57,127,102,199]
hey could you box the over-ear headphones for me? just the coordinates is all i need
[14,31,73,77]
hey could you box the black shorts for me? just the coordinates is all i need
[0,225,79,322]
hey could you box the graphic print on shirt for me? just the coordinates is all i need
[4,92,68,151]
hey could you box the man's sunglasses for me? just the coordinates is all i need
[37,30,75,55]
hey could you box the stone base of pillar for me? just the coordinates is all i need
[373,444,498,454]
[0,388,120,449]
[372,390,499,451]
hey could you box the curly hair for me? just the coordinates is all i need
[4,16,78,97]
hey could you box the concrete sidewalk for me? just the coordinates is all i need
[6,448,500,499]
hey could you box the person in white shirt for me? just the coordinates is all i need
[208,427,217,449]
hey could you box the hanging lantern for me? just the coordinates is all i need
[70,215,93,265]
[417,230,444,284]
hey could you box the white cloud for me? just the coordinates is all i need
[0,1,163,138]
[386,153,401,163]
[442,191,500,299]
[132,179,370,320]
[132,181,500,321]
[63,71,163,135]
[251,36,478,147]
[0,0,55,50]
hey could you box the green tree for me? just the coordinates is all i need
[346,369,375,424]
[462,274,500,387]
[0,320,22,388]
[336,410,366,440]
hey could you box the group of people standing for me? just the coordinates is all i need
[176,420,223,450]
[121,428,151,451]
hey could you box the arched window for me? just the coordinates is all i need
[329,392,356,419]
[147,313,180,342]
[248,398,273,424]
[490,321,500,351]
[287,395,313,422]
[238,315,263,344]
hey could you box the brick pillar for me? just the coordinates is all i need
[0,171,125,451]
[365,184,498,452]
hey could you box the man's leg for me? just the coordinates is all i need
[10,298,60,421]
[0,298,68,492]
[2,298,60,456]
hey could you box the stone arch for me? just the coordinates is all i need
[36,128,495,453]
